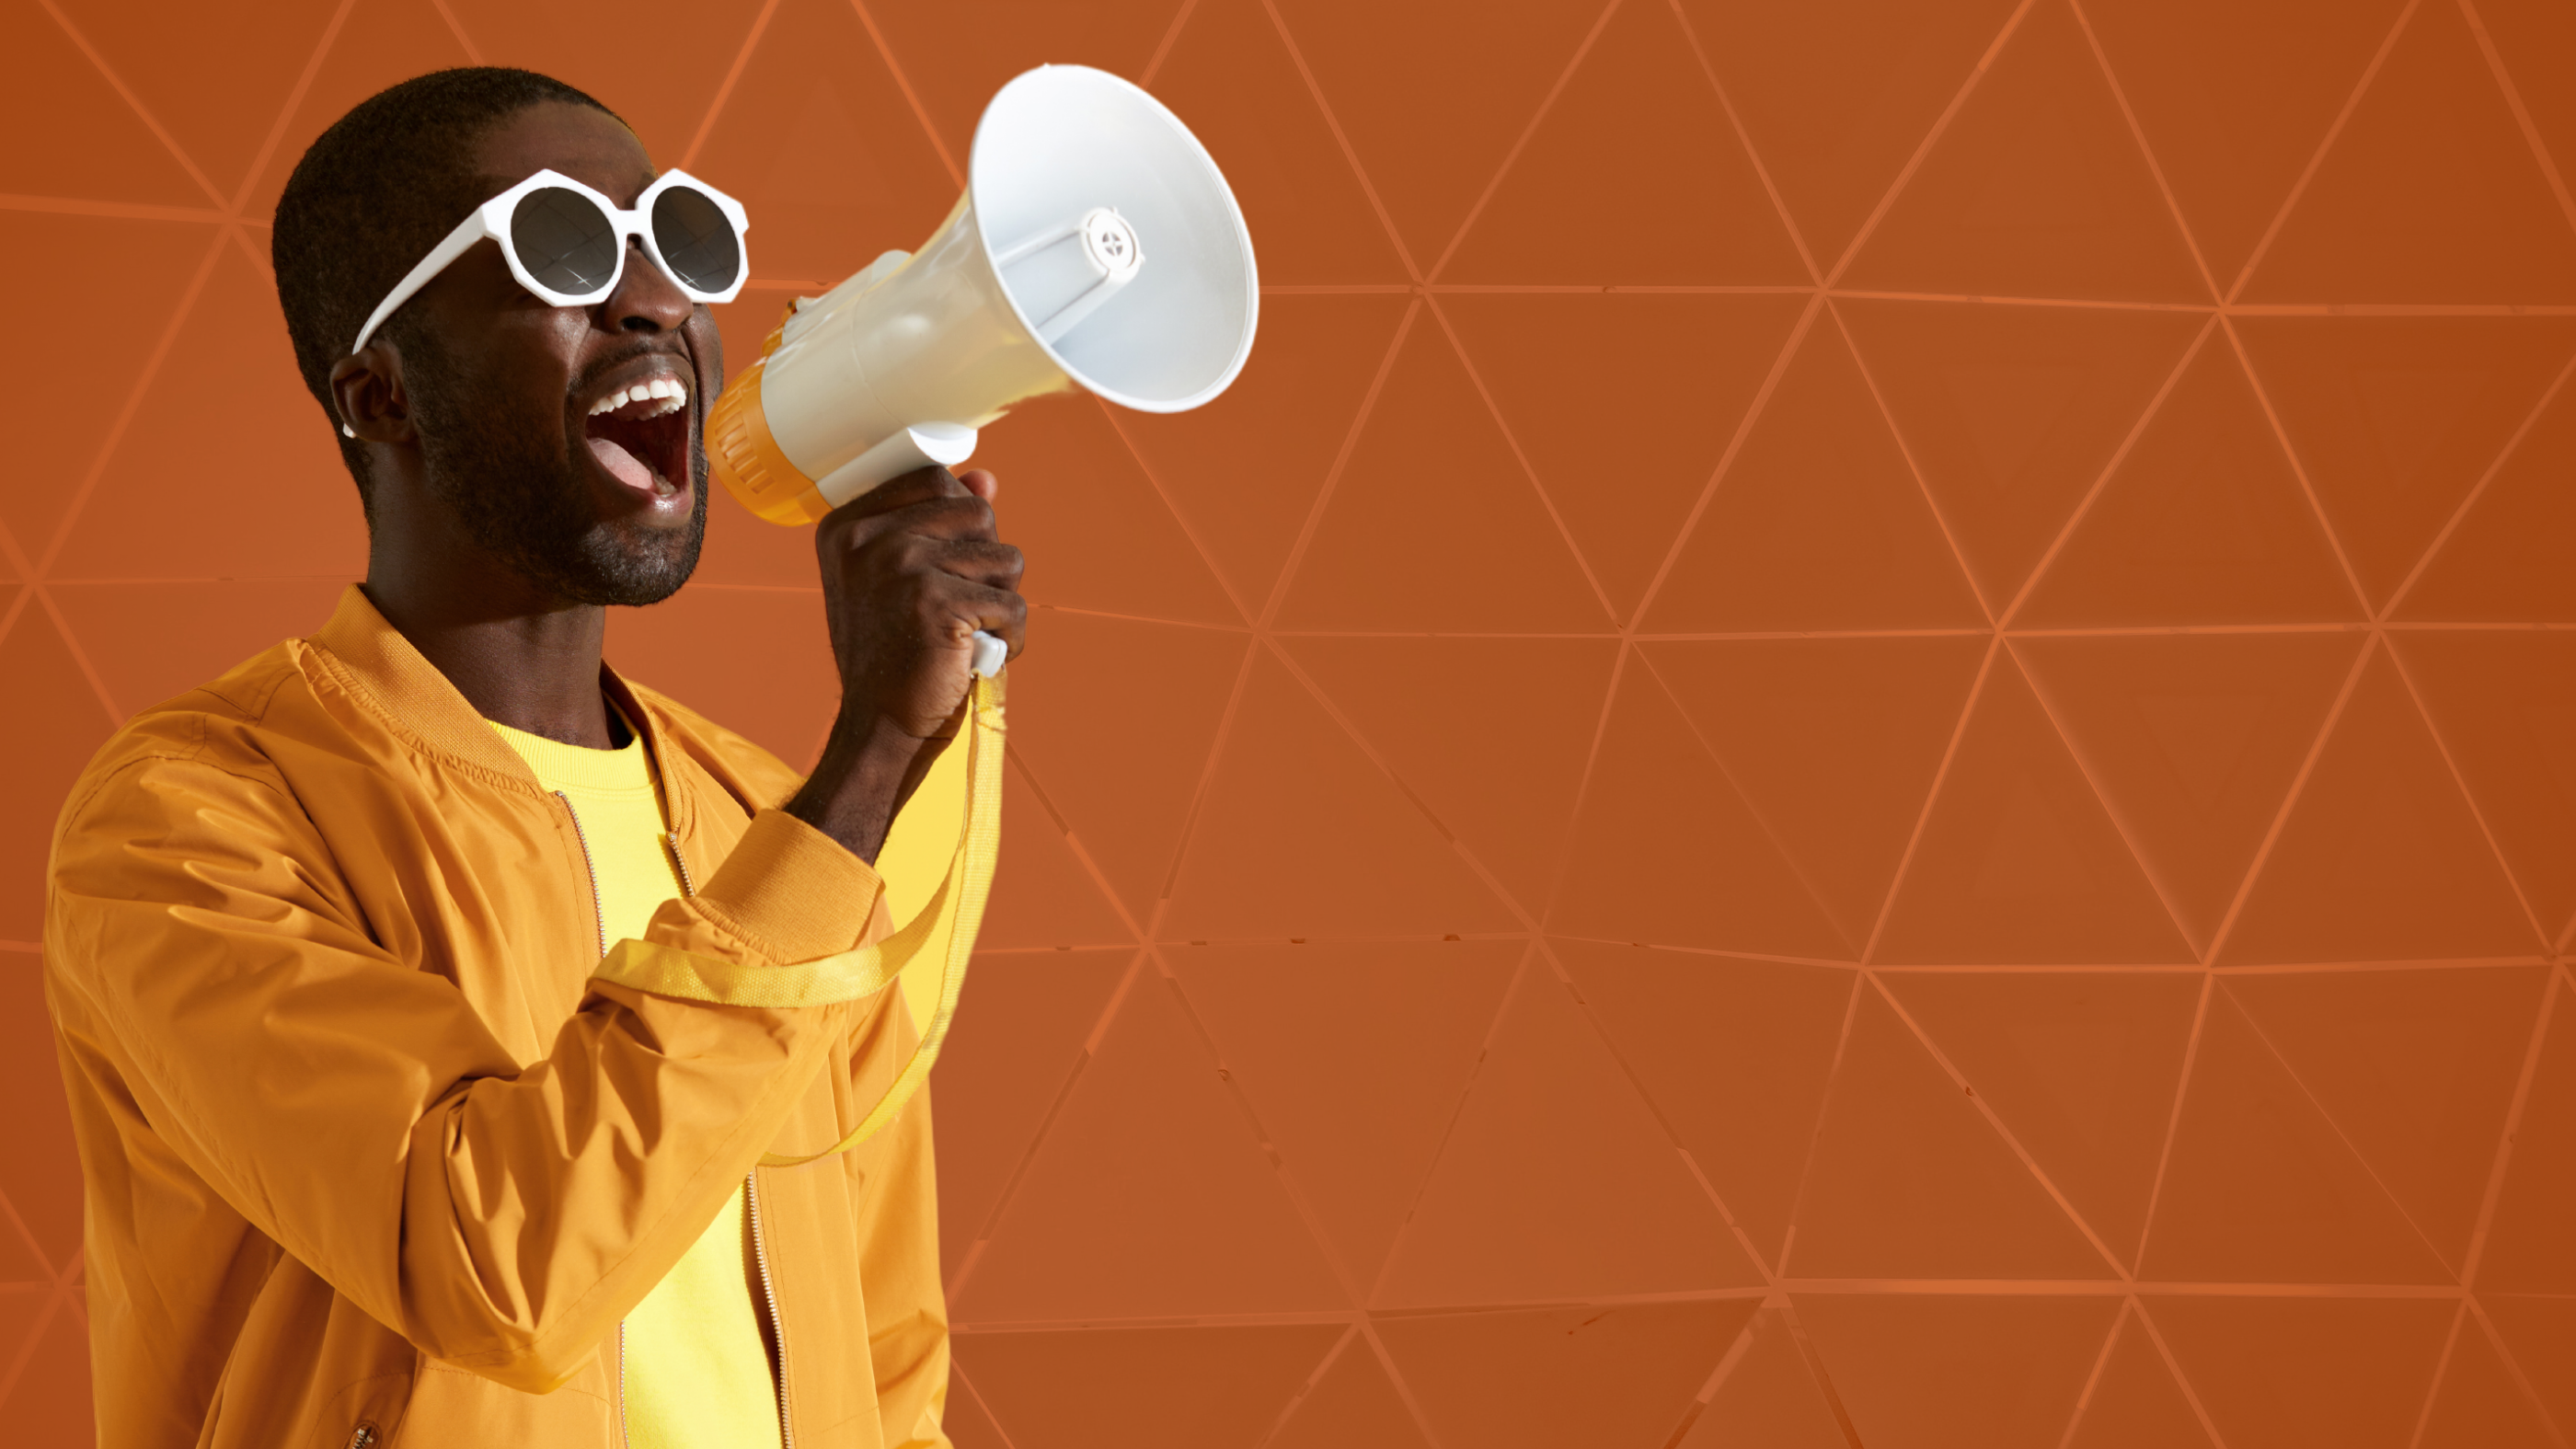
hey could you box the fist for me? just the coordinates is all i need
[785,465,1025,862]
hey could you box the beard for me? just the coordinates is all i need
[398,326,706,607]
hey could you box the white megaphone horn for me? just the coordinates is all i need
[706,64,1259,674]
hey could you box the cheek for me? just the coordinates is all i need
[475,316,588,433]
[688,313,726,392]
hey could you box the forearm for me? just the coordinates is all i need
[786,708,960,866]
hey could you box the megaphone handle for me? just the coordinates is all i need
[970,631,1006,678]
[814,423,981,511]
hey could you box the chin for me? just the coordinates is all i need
[585,529,704,607]
[545,497,707,608]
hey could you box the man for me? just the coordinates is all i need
[40,67,1023,1448]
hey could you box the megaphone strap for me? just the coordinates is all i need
[759,672,1006,1167]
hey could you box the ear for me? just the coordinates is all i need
[328,346,415,444]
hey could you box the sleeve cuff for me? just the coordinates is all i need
[590,938,905,1009]
[592,809,899,1009]
[688,808,890,961]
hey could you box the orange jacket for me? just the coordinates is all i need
[41,587,952,1449]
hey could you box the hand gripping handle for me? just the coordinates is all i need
[812,423,1007,679]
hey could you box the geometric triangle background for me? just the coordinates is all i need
[8,0,2576,1443]
[2061,1307,2222,1449]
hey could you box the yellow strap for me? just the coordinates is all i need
[760,672,1006,1167]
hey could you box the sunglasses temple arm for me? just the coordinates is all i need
[349,211,499,356]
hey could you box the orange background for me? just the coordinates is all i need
[6,0,2576,1444]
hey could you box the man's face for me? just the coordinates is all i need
[397,101,721,606]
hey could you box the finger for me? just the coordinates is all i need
[858,494,1001,547]
[821,465,971,525]
[929,579,1029,656]
[920,537,1025,592]
[959,468,999,504]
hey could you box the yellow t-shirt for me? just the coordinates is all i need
[489,716,783,1449]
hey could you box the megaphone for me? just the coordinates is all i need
[706,64,1259,673]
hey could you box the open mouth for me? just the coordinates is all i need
[583,374,693,497]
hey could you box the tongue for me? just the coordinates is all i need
[588,434,657,492]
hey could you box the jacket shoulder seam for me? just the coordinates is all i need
[59,733,308,839]
[195,647,302,721]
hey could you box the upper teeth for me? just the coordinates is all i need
[590,376,689,417]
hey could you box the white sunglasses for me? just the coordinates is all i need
[350,167,751,357]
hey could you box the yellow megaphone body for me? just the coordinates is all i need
[707,63,1259,589]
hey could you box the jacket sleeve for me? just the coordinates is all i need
[45,753,891,1393]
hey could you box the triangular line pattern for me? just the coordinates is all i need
[11,0,2576,1441]
[2458,968,2565,1289]
[2458,0,2576,234]
[2062,0,2225,300]
[2379,349,2576,621]
[1817,0,2046,289]
[2214,0,2423,304]
[1421,0,1624,282]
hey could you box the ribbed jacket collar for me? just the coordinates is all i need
[307,584,677,817]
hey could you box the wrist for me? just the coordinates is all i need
[784,709,949,863]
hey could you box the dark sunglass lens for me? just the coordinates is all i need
[652,186,742,293]
[511,188,620,295]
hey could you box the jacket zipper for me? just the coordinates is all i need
[346,1425,376,1449]
[615,1319,632,1448]
[662,832,697,898]
[556,792,609,960]
[665,831,795,1449]
[745,1169,795,1449]
[555,792,623,1443]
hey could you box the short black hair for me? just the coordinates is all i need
[272,67,621,502]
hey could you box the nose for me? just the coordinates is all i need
[603,236,695,333]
